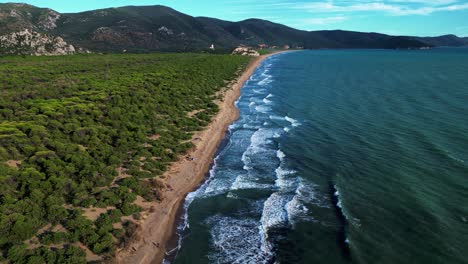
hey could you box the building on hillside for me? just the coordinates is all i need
[232,46,260,57]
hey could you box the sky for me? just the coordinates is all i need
[2,0,468,37]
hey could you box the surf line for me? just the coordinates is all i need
[330,182,352,260]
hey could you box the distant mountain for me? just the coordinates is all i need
[464,37,468,45]
[413,34,468,47]
[0,3,467,55]
[306,30,428,49]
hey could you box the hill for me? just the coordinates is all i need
[0,3,467,54]
[414,34,468,47]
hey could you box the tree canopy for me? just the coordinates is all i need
[0,53,249,262]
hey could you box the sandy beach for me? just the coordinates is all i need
[115,52,280,264]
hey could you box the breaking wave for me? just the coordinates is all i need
[207,216,274,264]
[169,54,316,263]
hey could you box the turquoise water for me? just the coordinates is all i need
[167,49,468,264]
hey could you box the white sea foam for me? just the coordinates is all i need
[285,116,301,127]
[274,167,297,191]
[236,128,285,191]
[266,93,274,99]
[276,149,286,160]
[269,115,285,121]
[173,154,221,246]
[204,176,235,196]
[263,98,272,104]
[240,132,278,169]
[234,95,243,108]
[260,193,290,252]
[334,184,361,227]
[246,128,275,155]
[207,216,273,264]
[295,182,322,205]
[258,76,273,86]
[228,123,239,130]
[286,196,311,225]
[334,187,342,209]
[253,88,267,94]
[231,179,274,191]
[283,115,301,132]
[242,124,260,130]
[255,105,272,113]
[241,150,252,171]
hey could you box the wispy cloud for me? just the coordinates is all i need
[293,1,468,16]
[301,16,348,25]
[388,0,458,5]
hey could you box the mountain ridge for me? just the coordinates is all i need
[1,3,467,55]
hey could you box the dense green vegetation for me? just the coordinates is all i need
[0,53,250,263]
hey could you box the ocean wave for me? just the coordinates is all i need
[242,124,261,130]
[204,176,236,196]
[287,179,331,226]
[269,115,285,121]
[277,149,286,161]
[272,148,317,226]
[296,181,324,206]
[333,184,361,227]
[285,116,301,127]
[334,186,342,209]
[275,167,297,191]
[258,78,272,86]
[237,127,281,188]
[231,175,275,191]
[261,193,291,251]
[243,128,277,158]
[253,88,267,94]
[181,154,223,218]
[255,105,272,113]
[165,153,225,263]
[228,123,239,130]
[207,216,273,264]
[286,196,312,225]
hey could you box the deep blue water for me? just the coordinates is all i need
[167,48,468,264]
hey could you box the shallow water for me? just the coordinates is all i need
[168,48,468,264]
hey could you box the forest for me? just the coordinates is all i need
[0,53,250,263]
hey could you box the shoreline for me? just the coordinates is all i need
[115,52,283,264]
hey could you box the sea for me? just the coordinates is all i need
[165,48,468,264]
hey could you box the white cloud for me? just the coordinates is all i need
[296,1,468,16]
[302,16,348,25]
[388,0,458,5]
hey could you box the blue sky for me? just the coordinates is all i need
[2,0,468,37]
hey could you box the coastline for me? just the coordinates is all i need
[115,52,282,264]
